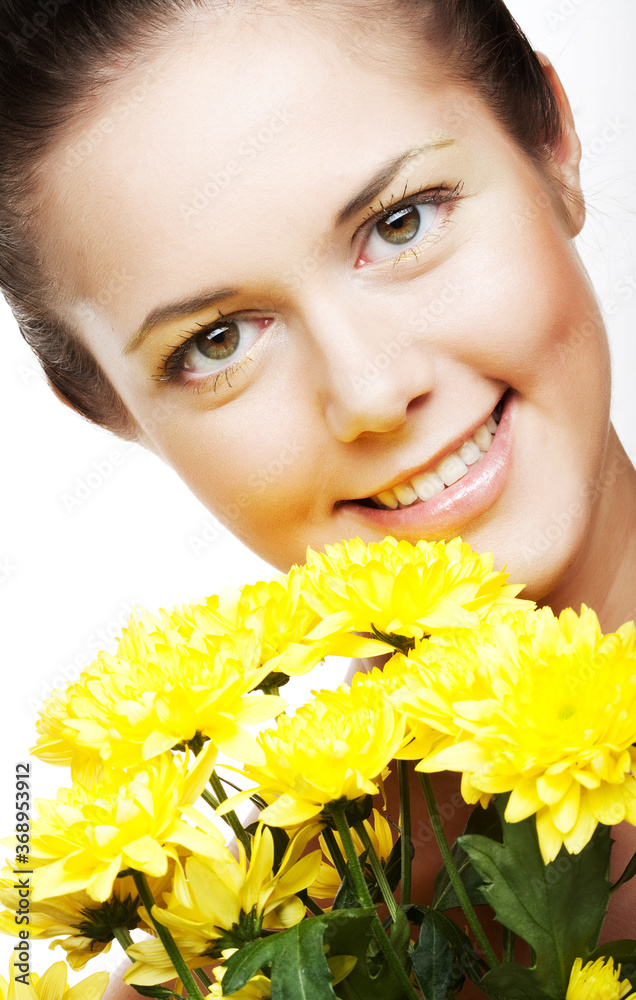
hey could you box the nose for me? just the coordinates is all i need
[305,292,436,443]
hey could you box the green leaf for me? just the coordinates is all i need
[129,987,182,999]
[480,963,555,1000]
[222,905,414,1000]
[388,905,411,958]
[588,940,636,991]
[330,906,411,1000]
[611,850,636,894]
[222,917,339,999]
[410,910,455,1000]
[459,794,612,999]
[403,906,487,994]
[432,800,501,912]
[223,908,402,1000]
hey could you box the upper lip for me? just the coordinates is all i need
[347,393,507,503]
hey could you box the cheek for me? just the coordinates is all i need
[445,214,610,408]
[152,387,321,557]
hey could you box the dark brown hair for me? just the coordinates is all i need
[0,0,564,438]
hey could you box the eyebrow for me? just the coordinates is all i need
[334,138,456,226]
[124,137,456,355]
[124,287,238,355]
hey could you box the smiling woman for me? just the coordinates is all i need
[1,0,636,995]
[10,0,628,608]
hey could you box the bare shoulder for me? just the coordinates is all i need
[102,964,142,1000]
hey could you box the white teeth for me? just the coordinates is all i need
[435,453,469,487]
[393,482,418,505]
[412,471,445,501]
[369,402,503,510]
[473,425,493,452]
[458,440,482,466]
[373,490,399,510]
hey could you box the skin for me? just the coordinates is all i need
[29,4,636,995]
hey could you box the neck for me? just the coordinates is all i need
[542,427,636,632]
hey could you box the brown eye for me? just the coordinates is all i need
[376,205,422,245]
[186,322,241,367]
[363,201,439,263]
[172,315,265,380]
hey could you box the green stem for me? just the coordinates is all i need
[132,871,206,1000]
[113,925,134,956]
[398,760,412,906]
[202,787,220,810]
[354,820,399,924]
[213,776,269,811]
[298,888,325,916]
[332,810,421,1000]
[322,826,348,882]
[194,967,213,988]
[418,774,498,969]
[503,928,516,964]
[209,770,252,858]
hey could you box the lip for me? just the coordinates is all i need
[339,389,516,538]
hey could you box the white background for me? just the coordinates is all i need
[0,0,634,983]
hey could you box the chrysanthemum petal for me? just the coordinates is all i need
[36,961,67,1000]
[259,795,321,827]
[587,784,626,827]
[551,780,581,835]
[86,857,124,903]
[390,605,636,857]
[536,808,564,865]
[562,807,598,858]
[505,778,543,823]
[64,974,110,1000]
[566,956,631,1000]
[123,836,168,874]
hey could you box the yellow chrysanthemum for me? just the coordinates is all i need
[124,824,321,986]
[0,864,171,971]
[32,626,285,779]
[387,611,548,764]
[220,684,408,827]
[301,536,532,652]
[0,961,108,1000]
[566,957,632,1000]
[28,745,227,903]
[406,606,636,863]
[176,568,331,679]
[311,808,396,900]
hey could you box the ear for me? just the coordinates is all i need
[536,52,586,237]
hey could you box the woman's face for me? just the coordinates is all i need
[38,5,611,595]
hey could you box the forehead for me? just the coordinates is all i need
[35,6,511,336]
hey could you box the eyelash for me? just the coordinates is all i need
[358,180,463,266]
[361,180,462,226]
[155,315,254,391]
[157,179,464,389]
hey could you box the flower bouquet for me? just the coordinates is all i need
[3,536,636,1000]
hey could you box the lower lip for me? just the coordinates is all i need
[342,391,516,539]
